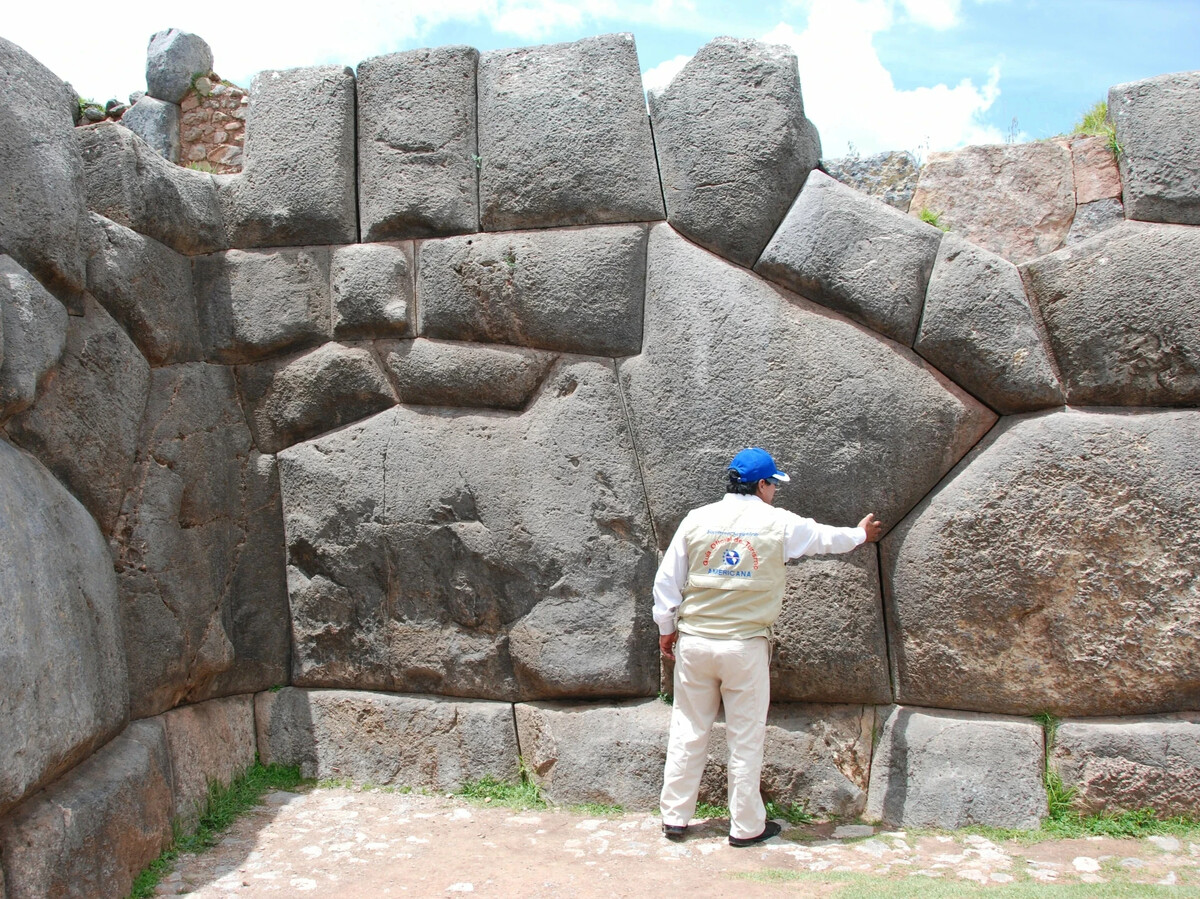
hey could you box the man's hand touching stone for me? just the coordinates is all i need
[659,632,677,661]
[858,513,882,542]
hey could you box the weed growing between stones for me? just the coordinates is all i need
[918,207,951,232]
[657,689,673,705]
[571,802,627,816]
[456,760,547,811]
[1073,100,1122,156]
[127,760,306,899]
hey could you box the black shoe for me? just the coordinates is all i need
[729,820,782,847]
[662,823,688,842]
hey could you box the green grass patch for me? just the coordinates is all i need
[127,760,305,899]
[455,760,546,811]
[1071,99,1122,155]
[918,207,951,232]
[693,801,728,819]
[766,800,815,826]
[571,801,626,816]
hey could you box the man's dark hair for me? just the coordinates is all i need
[726,469,759,495]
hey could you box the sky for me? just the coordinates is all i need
[6,0,1199,158]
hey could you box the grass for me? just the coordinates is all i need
[455,759,547,811]
[186,160,218,174]
[127,760,306,899]
[918,207,951,232]
[1072,99,1122,156]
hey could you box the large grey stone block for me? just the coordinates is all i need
[113,363,288,717]
[757,171,944,345]
[1110,70,1200,225]
[357,47,479,240]
[622,225,996,553]
[218,65,357,248]
[417,225,646,356]
[331,242,414,340]
[649,37,820,268]
[771,547,891,704]
[256,688,519,789]
[162,695,256,827]
[1020,221,1200,406]
[76,123,227,256]
[194,247,331,364]
[121,95,180,163]
[883,408,1200,717]
[1053,714,1200,816]
[0,439,128,817]
[823,151,919,212]
[1065,197,1125,246]
[908,141,1076,264]
[5,294,150,535]
[0,255,67,421]
[865,706,1046,829]
[379,338,556,409]
[234,342,396,453]
[278,358,659,700]
[477,34,664,231]
[146,28,213,104]
[516,699,872,816]
[84,213,202,365]
[0,719,173,899]
[916,234,1063,414]
[0,37,88,295]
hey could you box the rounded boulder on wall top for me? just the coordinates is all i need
[883,407,1200,718]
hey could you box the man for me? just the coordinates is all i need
[654,447,882,847]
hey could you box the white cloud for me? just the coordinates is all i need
[762,0,1004,157]
[642,53,691,96]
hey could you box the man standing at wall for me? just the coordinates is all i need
[654,447,882,846]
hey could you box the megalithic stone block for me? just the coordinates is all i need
[120,95,181,163]
[218,65,357,248]
[477,33,664,231]
[161,695,256,829]
[756,171,944,346]
[883,408,1200,717]
[330,242,414,340]
[146,28,214,104]
[0,438,129,818]
[1020,220,1200,406]
[649,36,821,268]
[0,37,89,296]
[357,47,480,241]
[378,338,556,410]
[76,123,228,256]
[0,255,67,421]
[1110,70,1200,225]
[916,233,1063,414]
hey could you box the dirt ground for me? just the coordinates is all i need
[153,787,1200,897]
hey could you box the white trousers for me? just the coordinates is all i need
[660,633,770,839]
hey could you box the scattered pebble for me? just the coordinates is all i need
[1149,835,1182,852]
[832,824,875,839]
[1073,857,1100,873]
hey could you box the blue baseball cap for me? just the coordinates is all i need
[728,447,790,484]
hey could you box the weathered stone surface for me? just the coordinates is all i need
[120,95,180,163]
[1020,221,1200,406]
[379,338,556,409]
[0,438,128,817]
[1065,197,1124,246]
[114,363,288,717]
[218,65,357,248]
[757,171,944,345]
[5,294,150,535]
[909,141,1076,264]
[865,707,1046,829]
[235,342,396,453]
[1110,71,1200,225]
[0,37,88,295]
[1053,714,1200,816]
[357,47,479,240]
[256,688,519,788]
[883,408,1200,717]
[477,34,664,231]
[76,123,227,255]
[516,700,871,816]
[84,213,201,365]
[648,37,820,268]
[1070,135,1122,205]
[194,247,331,364]
[0,719,173,899]
[0,255,67,420]
[163,695,256,827]
[623,225,996,550]
[915,234,1063,414]
[330,243,413,339]
[771,547,891,704]
[417,225,646,356]
[823,151,919,212]
[146,28,213,104]
[278,358,658,700]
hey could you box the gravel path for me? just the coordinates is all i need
[153,788,1200,897]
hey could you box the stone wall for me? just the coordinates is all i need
[1,26,1198,896]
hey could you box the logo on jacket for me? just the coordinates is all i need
[723,550,741,567]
